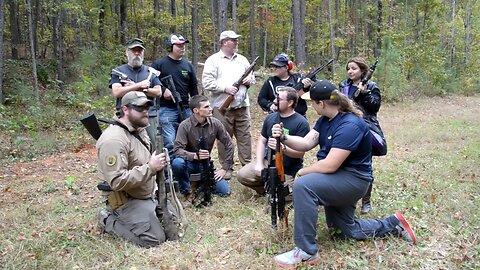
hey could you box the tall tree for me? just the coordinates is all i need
[328,0,335,76]
[292,0,306,68]
[218,0,228,32]
[232,0,237,31]
[99,0,106,47]
[8,0,21,59]
[449,0,455,67]
[170,0,177,33]
[375,0,382,57]
[120,0,128,43]
[262,0,269,66]
[52,0,65,91]
[192,0,199,73]
[25,0,39,101]
[0,0,5,104]
[153,0,160,59]
[464,0,471,65]
[249,0,256,59]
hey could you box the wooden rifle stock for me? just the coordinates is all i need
[219,56,259,114]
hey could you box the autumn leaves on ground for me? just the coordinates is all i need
[1,95,479,269]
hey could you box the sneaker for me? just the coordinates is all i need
[394,211,417,244]
[96,209,110,233]
[360,202,372,214]
[273,247,320,269]
[224,170,233,180]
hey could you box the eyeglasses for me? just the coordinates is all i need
[227,39,238,43]
[128,104,150,112]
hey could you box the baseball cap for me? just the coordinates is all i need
[125,38,145,49]
[302,80,337,100]
[270,54,289,67]
[169,34,189,45]
[219,30,241,41]
[121,91,153,106]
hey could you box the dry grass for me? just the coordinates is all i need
[1,94,479,269]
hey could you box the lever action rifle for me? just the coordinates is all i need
[219,56,260,114]
[293,58,334,90]
[193,135,216,207]
[160,75,187,122]
[354,59,378,97]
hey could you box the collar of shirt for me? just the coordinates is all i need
[190,115,212,128]
[219,50,238,60]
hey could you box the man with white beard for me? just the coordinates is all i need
[109,38,163,150]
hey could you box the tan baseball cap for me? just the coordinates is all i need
[121,91,153,106]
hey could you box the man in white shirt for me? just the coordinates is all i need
[202,30,254,179]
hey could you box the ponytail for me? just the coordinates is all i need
[325,90,363,118]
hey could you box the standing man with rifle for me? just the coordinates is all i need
[96,91,168,247]
[172,95,233,206]
[257,54,313,117]
[109,38,162,150]
[152,34,198,156]
[202,30,255,179]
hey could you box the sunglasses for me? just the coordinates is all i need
[128,104,150,112]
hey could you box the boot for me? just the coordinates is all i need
[360,184,373,214]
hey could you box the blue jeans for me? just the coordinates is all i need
[171,157,230,196]
[293,169,399,255]
[159,106,192,155]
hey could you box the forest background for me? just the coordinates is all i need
[0,0,479,157]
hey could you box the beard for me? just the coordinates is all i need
[128,55,143,68]
[128,112,149,129]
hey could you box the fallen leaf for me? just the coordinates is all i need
[220,227,232,234]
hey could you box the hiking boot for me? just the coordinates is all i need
[360,202,372,214]
[394,211,417,244]
[96,209,110,233]
[224,170,233,180]
[274,247,320,269]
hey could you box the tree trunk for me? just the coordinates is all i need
[375,0,382,57]
[211,0,217,51]
[170,0,177,33]
[0,0,5,104]
[33,0,40,54]
[218,0,228,33]
[232,0,237,32]
[328,0,335,76]
[153,0,160,59]
[249,0,256,59]
[449,0,455,67]
[464,0,471,65]
[120,0,128,43]
[25,0,39,101]
[263,0,269,67]
[353,0,358,55]
[8,0,21,59]
[192,0,199,73]
[388,0,394,27]
[292,0,306,69]
[52,1,65,91]
[99,0,106,47]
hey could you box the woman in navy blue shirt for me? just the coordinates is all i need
[271,80,416,269]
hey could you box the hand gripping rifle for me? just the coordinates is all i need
[354,59,378,97]
[293,58,334,90]
[192,135,216,208]
[160,75,187,122]
[219,56,260,114]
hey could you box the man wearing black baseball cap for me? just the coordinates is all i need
[109,38,162,150]
[270,80,417,268]
[152,34,198,156]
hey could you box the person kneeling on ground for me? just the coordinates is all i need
[271,80,417,268]
[96,91,168,248]
[172,95,233,205]
[237,87,309,196]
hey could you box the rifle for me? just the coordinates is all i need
[219,56,260,114]
[192,136,216,208]
[354,59,378,97]
[160,75,187,122]
[293,58,334,90]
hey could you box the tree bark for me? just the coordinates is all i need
[292,0,306,69]
[99,0,106,47]
[263,0,269,67]
[249,0,256,59]
[170,0,177,33]
[25,0,40,101]
[52,1,65,91]
[449,0,455,67]
[0,0,5,104]
[192,0,199,73]
[120,0,128,43]
[328,0,335,76]
[375,0,382,58]
[464,0,471,65]
[232,0,237,32]
[8,0,21,59]
[218,0,228,33]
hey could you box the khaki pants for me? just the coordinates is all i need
[237,160,295,195]
[213,107,252,167]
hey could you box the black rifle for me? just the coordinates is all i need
[160,75,187,122]
[354,59,379,97]
[293,58,334,90]
[193,136,216,208]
